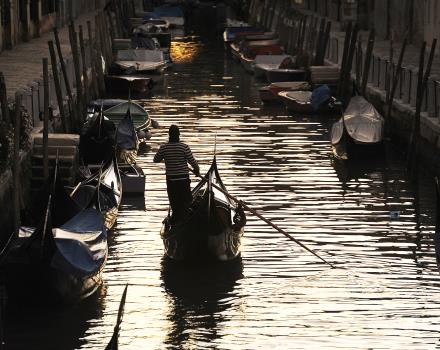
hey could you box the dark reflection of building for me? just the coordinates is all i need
[4,284,107,350]
[161,257,243,348]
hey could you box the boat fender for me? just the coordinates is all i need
[233,201,246,229]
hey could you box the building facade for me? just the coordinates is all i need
[286,0,436,48]
[0,0,105,52]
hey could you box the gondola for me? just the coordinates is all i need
[331,95,385,160]
[79,106,116,165]
[71,157,122,230]
[160,158,246,262]
[0,168,108,303]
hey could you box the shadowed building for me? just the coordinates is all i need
[0,0,105,51]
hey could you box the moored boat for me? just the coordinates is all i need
[259,81,311,103]
[160,158,246,262]
[330,96,384,160]
[111,49,167,75]
[278,88,342,115]
[1,174,108,303]
[72,157,122,230]
[88,99,152,145]
[104,75,153,95]
[119,163,145,196]
[253,55,295,79]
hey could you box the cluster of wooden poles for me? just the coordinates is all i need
[0,1,138,263]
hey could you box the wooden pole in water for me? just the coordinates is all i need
[94,16,107,95]
[13,92,21,237]
[360,29,375,96]
[341,23,358,101]
[78,25,89,106]
[385,35,394,107]
[314,18,325,65]
[42,58,49,182]
[48,40,69,132]
[68,22,83,126]
[0,73,11,125]
[337,22,353,98]
[408,39,437,173]
[386,35,407,134]
[87,20,99,99]
[355,34,362,90]
[104,10,116,55]
[53,27,76,130]
[53,27,73,102]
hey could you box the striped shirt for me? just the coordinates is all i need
[154,142,198,180]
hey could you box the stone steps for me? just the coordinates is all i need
[30,133,80,189]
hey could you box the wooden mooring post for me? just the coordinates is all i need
[0,73,10,125]
[386,35,408,135]
[337,22,353,98]
[408,39,437,175]
[13,92,21,237]
[340,23,359,102]
[360,30,375,96]
[68,22,83,127]
[87,20,99,99]
[78,25,89,105]
[42,58,49,181]
[48,40,69,132]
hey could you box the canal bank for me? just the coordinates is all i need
[247,1,440,175]
[0,2,130,244]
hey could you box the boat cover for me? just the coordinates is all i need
[116,49,164,63]
[51,208,107,278]
[311,85,331,110]
[281,91,312,104]
[269,81,311,91]
[116,109,138,150]
[331,96,384,145]
[104,101,150,130]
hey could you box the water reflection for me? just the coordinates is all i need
[161,257,243,349]
[4,286,106,350]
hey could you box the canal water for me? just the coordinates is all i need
[5,20,440,350]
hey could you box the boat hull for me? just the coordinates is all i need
[161,219,243,262]
[2,240,104,304]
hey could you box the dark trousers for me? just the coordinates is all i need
[166,177,192,222]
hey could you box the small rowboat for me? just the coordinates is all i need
[278,90,342,114]
[331,96,384,160]
[160,158,246,262]
[259,81,311,103]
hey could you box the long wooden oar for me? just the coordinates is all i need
[190,169,335,268]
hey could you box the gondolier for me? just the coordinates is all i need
[154,125,200,223]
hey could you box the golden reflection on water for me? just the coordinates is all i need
[170,36,202,63]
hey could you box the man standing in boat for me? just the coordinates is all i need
[154,125,200,223]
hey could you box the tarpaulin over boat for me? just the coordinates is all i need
[331,96,384,145]
[116,110,138,150]
[104,101,150,130]
[51,208,107,278]
[311,85,331,111]
[116,49,164,62]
